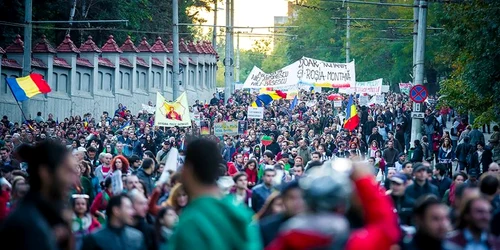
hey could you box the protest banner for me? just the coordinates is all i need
[214,121,239,136]
[141,104,156,114]
[339,78,383,95]
[334,100,342,108]
[381,85,390,93]
[242,64,299,89]
[154,92,191,127]
[238,120,248,134]
[399,82,412,95]
[247,107,264,119]
[297,57,356,88]
[359,95,369,106]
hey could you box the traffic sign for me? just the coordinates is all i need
[411,112,425,119]
[409,85,428,103]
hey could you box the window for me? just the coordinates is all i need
[119,72,123,89]
[98,71,104,90]
[2,74,7,94]
[121,72,130,90]
[168,71,172,87]
[104,73,112,91]
[136,70,140,89]
[198,70,202,88]
[77,72,82,90]
[155,72,161,89]
[52,72,58,91]
[139,72,147,90]
[59,74,68,93]
[82,73,91,92]
[189,70,194,86]
[205,70,208,88]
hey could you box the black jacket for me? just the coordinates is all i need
[411,146,424,163]
[259,213,289,247]
[81,225,146,250]
[391,194,415,226]
[0,192,71,250]
[405,180,440,201]
[132,217,158,250]
[431,176,452,199]
[136,168,155,196]
[470,149,493,173]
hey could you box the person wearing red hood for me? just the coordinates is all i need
[266,159,400,250]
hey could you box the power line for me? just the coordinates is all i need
[331,17,414,22]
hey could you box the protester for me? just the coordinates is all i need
[387,173,415,226]
[81,194,146,250]
[252,168,276,213]
[405,163,440,200]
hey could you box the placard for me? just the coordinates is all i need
[339,78,383,95]
[399,82,412,95]
[238,120,248,134]
[141,104,156,114]
[154,92,191,127]
[359,96,369,106]
[375,95,385,104]
[200,120,210,135]
[334,100,342,108]
[247,107,264,119]
[214,122,239,136]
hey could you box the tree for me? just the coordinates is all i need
[436,0,500,124]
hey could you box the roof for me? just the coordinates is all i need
[33,35,57,53]
[31,58,48,68]
[79,36,102,53]
[152,57,164,67]
[98,57,115,68]
[120,36,139,53]
[76,58,93,68]
[56,35,80,53]
[137,37,153,52]
[136,57,149,67]
[119,57,133,68]
[187,41,201,54]
[188,58,196,65]
[101,35,123,53]
[150,37,170,53]
[204,41,216,54]
[1,58,22,69]
[5,35,24,53]
[0,47,4,54]
[166,40,173,52]
[179,38,191,53]
[53,57,71,68]
[195,41,208,54]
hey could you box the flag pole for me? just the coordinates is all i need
[6,80,30,123]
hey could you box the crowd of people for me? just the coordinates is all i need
[0,88,499,250]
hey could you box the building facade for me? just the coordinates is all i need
[0,34,218,122]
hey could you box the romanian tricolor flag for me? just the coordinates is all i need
[6,73,51,102]
[343,95,359,131]
[251,90,287,107]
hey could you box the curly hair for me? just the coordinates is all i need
[110,155,129,173]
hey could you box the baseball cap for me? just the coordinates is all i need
[390,173,407,185]
[412,162,428,174]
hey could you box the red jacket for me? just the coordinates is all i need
[266,176,400,250]
[245,168,258,184]
[227,162,239,176]
[0,190,10,221]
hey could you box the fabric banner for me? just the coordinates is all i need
[141,104,156,114]
[399,82,412,95]
[247,107,264,119]
[339,78,383,95]
[297,57,355,88]
[214,122,239,136]
[154,92,191,127]
[242,64,299,89]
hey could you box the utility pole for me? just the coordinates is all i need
[410,0,427,144]
[22,0,32,120]
[346,2,350,63]
[224,0,232,103]
[212,0,218,50]
[172,0,180,99]
[235,32,240,83]
[412,0,419,82]
[230,0,235,94]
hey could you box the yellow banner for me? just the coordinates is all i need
[154,92,191,127]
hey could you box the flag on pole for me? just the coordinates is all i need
[289,96,298,110]
[6,73,51,101]
[343,95,359,131]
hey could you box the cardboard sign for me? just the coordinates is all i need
[334,100,342,108]
[247,107,264,119]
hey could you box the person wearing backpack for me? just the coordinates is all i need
[455,136,473,171]
[90,177,113,225]
[156,141,171,165]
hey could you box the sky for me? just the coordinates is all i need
[197,0,289,50]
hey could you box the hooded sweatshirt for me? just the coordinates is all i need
[165,195,262,250]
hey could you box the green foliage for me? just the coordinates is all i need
[436,0,500,124]
[0,0,213,46]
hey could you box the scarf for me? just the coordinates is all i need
[449,182,457,206]
[71,214,92,233]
